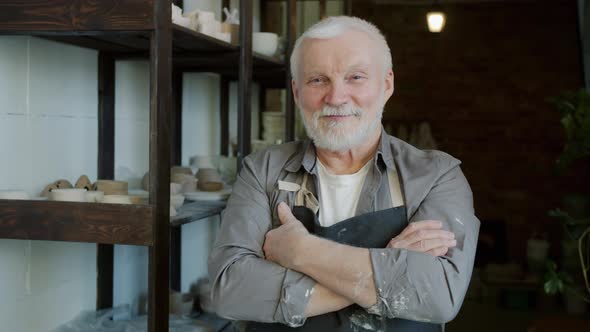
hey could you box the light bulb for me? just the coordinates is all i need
[427,11,446,33]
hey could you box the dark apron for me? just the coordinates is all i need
[246,205,442,332]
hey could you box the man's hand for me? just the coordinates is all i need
[387,220,456,256]
[263,202,310,269]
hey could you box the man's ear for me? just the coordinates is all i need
[383,70,395,102]
[291,79,299,106]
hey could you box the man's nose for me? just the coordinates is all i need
[324,81,349,106]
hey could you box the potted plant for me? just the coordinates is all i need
[544,89,590,312]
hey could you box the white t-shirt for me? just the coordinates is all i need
[317,159,405,227]
[317,160,372,227]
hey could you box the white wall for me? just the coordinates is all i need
[0,36,99,332]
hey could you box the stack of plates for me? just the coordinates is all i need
[184,188,232,201]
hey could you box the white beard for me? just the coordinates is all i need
[301,102,383,152]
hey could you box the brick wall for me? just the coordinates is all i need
[353,0,587,260]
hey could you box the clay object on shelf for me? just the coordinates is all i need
[95,180,128,195]
[49,188,88,202]
[129,195,146,205]
[197,168,223,191]
[253,32,278,57]
[40,179,73,197]
[86,191,104,203]
[102,194,132,204]
[75,175,93,191]
[171,173,194,185]
[198,182,223,192]
[170,194,185,209]
[171,166,193,176]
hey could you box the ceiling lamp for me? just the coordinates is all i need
[427,1,446,33]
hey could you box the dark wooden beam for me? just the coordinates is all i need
[0,0,155,32]
[0,201,153,245]
[238,0,253,168]
[170,227,181,292]
[148,0,171,331]
[285,0,296,142]
[345,0,353,16]
[98,53,115,180]
[220,77,230,156]
[97,51,116,310]
[320,0,327,19]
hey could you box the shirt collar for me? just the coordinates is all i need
[284,126,396,173]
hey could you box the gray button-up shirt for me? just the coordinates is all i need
[208,129,480,327]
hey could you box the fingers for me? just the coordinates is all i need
[426,246,450,257]
[387,220,457,256]
[397,220,443,239]
[391,229,455,249]
[405,238,456,252]
[277,202,295,225]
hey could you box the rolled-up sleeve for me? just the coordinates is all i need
[368,162,480,323]
[208,156,316,326]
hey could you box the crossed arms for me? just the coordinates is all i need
[208,156,480,326]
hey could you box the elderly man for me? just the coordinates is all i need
[208,16,479,332]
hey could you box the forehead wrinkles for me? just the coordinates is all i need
[300,33,379,78]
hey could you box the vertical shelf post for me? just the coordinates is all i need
[345,0,353,16]
[238,0,253,169]
[320,0,327,19]
[285,0,297,142]
[97,51,115,310]
[148,0,172,330]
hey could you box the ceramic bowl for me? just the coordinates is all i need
[0,190,30,200]
[198,182,224,192]
[86,191,104,203]
[170,194,185,209]
[50,188,88,202]
[189,155,215,169]
[253,32,278,57]
[196,168,222,184]
[171,173,194,185]
[102,195,132,204]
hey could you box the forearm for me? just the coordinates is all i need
[304,283,353,317]
[294,235,378,308]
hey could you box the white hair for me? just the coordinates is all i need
[289,16,393,83]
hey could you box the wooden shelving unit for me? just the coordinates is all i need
[0,0,297,331]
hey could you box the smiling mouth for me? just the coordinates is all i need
[321,114,356,119]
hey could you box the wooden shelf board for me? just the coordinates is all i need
[170,200,226,227]
[0,199,153,245]
[0,1,155,32]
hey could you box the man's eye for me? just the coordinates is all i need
[350,74,364,81]
[308,78,325,84]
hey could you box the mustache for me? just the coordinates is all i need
[317,105,362,117]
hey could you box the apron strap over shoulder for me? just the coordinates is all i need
[295,172,320,214]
